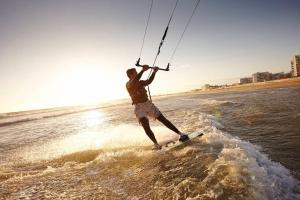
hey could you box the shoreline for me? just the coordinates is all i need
[152,77,300,101]
[188,77,300,95]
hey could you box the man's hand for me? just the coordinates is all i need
[153,66,159,73]
[142,65,149,71]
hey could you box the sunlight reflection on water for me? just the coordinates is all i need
[22,110,107,161]
[82,110,105,127]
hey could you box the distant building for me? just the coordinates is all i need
[284,72,292,78]
[252,72,272,83]
[291,55,300,77]
[271,72,291,80]
[272,72,285,80]
[240,77,253,84]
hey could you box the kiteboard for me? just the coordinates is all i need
[159,132,204,151]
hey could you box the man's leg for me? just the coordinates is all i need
[157,114,189,141]
[157,114,180,134]
[140,117,159,144]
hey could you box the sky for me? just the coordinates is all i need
[1,0,300,113]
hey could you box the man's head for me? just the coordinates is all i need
[126,68,137,79]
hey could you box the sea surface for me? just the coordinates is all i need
[0,86,300,199]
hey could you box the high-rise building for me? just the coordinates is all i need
[291,55,300,77]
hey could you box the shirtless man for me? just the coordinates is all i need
[126,64,188,149]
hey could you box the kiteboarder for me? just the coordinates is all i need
[126,64,189,150]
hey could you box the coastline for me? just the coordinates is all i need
[190,77,300,95]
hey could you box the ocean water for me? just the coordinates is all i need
[0,86,300,199]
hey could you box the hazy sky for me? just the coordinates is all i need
[1,0,299,113]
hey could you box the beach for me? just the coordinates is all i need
[191,77,300,94]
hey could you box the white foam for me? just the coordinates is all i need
[199,115,300,200]
[17,109,300,199]
[200,99,236,106]
[21,123,177,161]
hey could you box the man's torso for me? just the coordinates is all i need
[126,81,149,104]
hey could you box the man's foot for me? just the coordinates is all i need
[152,143,162,150]
[179,133,189,142]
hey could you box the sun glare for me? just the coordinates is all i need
[60,66,123,105]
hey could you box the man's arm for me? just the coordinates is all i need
[130,65,149,84]
[141,67,159,86]
[131,69,144,83]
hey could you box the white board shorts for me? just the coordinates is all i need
[134,101,161,121]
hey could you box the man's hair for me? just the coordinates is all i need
[126,68,136,78]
